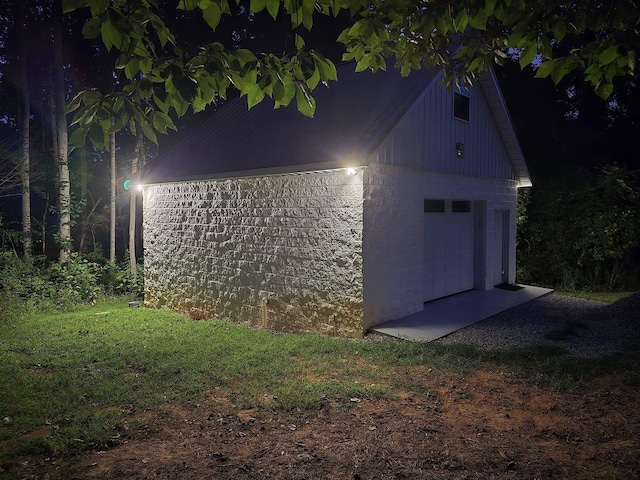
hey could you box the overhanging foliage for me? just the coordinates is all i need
[63,0,640,149]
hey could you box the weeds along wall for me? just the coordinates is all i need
[142,169,365,337]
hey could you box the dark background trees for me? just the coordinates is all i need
[0,0,638,291]
[498,62,640,290]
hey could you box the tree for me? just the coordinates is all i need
[53,0,72,263]
[129,128,143,278]
[109,127,116,263]
[17,15,31,255]
[63,0,639,150]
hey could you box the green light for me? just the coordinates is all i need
[123,179,132,191]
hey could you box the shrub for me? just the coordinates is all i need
[98,260,144,298]
[0,252,144,320]
[0,253,56,319]
[47,253,102,306]
[518,164,640,290]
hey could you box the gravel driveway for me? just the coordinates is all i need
[434,291,640,357]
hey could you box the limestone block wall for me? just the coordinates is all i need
[362,162,519,330]
[142,169,365,338]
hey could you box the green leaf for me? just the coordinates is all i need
[81,17,101,39]
[295,87,315,117]
[307,66,320,89]
[519,41,537,69]
[534,59,556,79]
[156,26,169,48]
[139,58,153,75]
[347,20,367,37]
[100,19,124,51]
[468,9,487,30]
[538,36,552,60]
[484,0,496,16]
[628,50,637,72]
[125,58,140,79]
[171,95,190,117]
[355,56,370,72]
[112,96,125,114]
[235,49,258,65]
[598,45,618,66]
[153,93,170,114]
[89,0,109,16]
[82,90,103,106]
[301,0,314,29]
[88,122,106,149]
[266,0,279,19]
[246,84,265,109]
[281,81,296,105]
[250,0,266,13]
[152,111,177,133]
[551,59,570,84]
[140,119,158,144]
[62,0,86,14]
[314,55,337,81]
[596,81,614,99]
[177,0,198,9]
[192,95,207,113]
[202,3,222,29]
[66,92,85,113]
[453,10,469,32]
[295,33,305,50]
[553,19,567,42]
[69,126,89,148]
[100,20,113,51]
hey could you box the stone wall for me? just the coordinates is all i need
[143,169,365,337]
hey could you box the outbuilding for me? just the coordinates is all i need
[142,62,531,338]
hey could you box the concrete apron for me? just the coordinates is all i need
[370,285,553,342]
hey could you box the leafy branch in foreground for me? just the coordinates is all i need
[64,0,639,149]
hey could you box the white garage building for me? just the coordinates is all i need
[142,62,532,338]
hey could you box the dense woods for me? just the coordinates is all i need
[0,0,638,311]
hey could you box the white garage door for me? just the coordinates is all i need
[423,199,475,302]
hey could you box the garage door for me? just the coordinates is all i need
[423,199,475,302]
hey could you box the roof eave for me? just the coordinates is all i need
[478,68,532,188]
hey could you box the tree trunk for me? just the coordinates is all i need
[78,148,88,253]
[129,128,143,278]
[53,0,71,263]
[18,22,31,256]
[46,64,56,257]
[110,126,116,264]
[41,194,49,255]
[78,196,101,254]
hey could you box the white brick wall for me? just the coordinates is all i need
[143,169,365,337]
[362,163,518,329]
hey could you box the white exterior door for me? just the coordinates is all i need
[493,210,508,285]
[423,200,475,302]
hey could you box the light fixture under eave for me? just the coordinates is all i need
[136,183,143,191]
[345,167,357,176]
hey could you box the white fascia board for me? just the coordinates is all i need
[478,68,532,187]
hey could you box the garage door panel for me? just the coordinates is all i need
[424,200,475,302]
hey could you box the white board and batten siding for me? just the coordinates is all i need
[369,72,517,182]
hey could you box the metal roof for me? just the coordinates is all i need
[149,62,531,187]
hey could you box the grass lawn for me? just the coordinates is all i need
[1,299,638,472]
[555,290,636,303]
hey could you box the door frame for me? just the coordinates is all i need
[494,209,509,285]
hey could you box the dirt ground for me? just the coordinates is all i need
[20,368,640,480]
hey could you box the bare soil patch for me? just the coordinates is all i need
[25,369,640,479]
